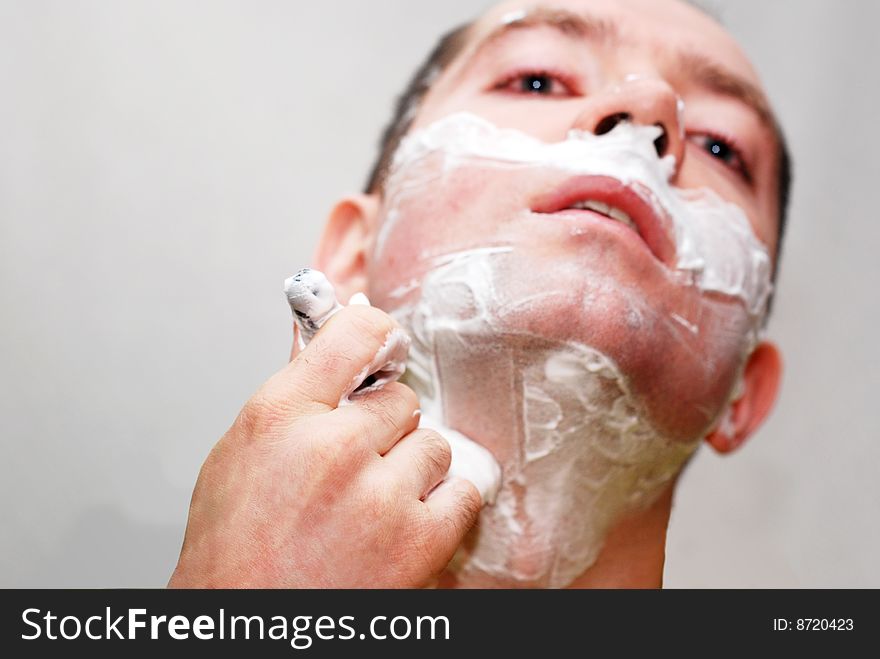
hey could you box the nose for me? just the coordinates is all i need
[573,77,685,173]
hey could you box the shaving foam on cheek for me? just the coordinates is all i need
[368,114,773,587]
[381,112,773,319]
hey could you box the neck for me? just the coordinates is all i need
[437,480,675,589]
[566,480,675,588]
[390,256,693,589]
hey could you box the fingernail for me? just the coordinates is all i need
[348,292,371,306]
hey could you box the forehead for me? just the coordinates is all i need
[467,0,762,87]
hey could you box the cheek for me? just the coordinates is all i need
[423,99,578,144]
[472,251,753,440]
[369,161,758,442]
[622,296,752,438]
[367,164,556,300]
[677,150,776,252]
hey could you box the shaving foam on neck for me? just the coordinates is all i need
[394,248,699,587]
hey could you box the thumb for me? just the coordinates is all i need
[290,290,367,363]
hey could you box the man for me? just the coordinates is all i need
[169,0,790,588]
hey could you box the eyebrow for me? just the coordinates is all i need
[466,7,776,130]
[478,7,618,48]
[675,49,773,125]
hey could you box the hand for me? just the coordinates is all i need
[168,305,482,588]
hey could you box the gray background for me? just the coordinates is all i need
[1,0,876,587]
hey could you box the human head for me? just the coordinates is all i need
[315,0,785,457]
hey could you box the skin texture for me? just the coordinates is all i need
[169,305,481,588]
[171,0,783,589]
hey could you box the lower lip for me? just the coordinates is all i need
[535,208,655,256]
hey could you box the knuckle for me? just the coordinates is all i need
[390,382,420,413]
[294,343,350,394]
[420,431,452,474]
[235,393,291,439]
[364,395,404,435]
[354,382,418,437]
[430,480,482,544]
[360,479,400,521]
[304,442,354,489]
[335,427,370,460]
[456,480,483,521]
[306,434,344,466]
[309,429,368,472]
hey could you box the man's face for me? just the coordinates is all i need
[365,0,781,442]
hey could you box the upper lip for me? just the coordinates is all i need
[530,175,675,265]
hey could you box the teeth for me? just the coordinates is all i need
[585,200,610,216]
[607,207,635,229]
[568,200,636,229]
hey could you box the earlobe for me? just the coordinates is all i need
[313,193,380,304]
[705,341,783,454]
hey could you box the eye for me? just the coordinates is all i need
[493,70,576,97]
[689,132,752,183]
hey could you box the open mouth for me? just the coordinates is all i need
[530,175,676,265]
[566,199,638,230]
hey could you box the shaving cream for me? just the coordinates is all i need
[284,268,502,502]
[284,269,410,403]
[361,112,772,587]
[380,113,772,318]
[397,248,699,586]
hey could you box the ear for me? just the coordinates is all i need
[705,341,783,454]
[312,193,380,304]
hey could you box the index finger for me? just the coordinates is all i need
[264,304,401,415]
[289,322,302,363]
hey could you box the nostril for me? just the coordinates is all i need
[594,112,632,136]
[653,124,669,157]
[593,114,670,158]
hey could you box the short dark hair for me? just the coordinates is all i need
[364,21,792,272]
[364,22,472,196]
